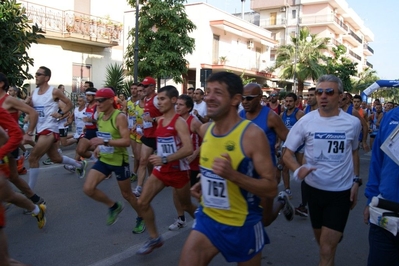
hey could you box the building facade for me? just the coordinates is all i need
[250,0,374,74]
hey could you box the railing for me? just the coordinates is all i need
[19,0,122,45]
[349,30,362,44]
[366,61,373,68]
[331,38,343,47]
[349,50,361,61]
[259,18,286,27]
[301,14,348,31]
[363,43,374,54]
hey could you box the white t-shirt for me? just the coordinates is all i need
[193,101,207,117]
[284,109,361,191]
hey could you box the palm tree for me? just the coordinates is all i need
[351,67,379,94]
[275,27,329,95]
[104,63,126,95]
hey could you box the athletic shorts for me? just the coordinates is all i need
[59,127,68,138]
[141,136,157,150]
[152,169,189,189]
[91,160,130,181]
[193,207,269,263]
[36,129,60,143]
[305,182,351,233]
[84,128,98,140]
[0,204,5,228]
[190,170,200,187]
[370,132,377,138]
[11,148,19,159]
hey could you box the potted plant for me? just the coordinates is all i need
[219,56,227,65]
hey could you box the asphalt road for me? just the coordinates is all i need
[5,145,372,266]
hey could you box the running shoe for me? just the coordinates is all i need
[64,164,76,173]
[76,160,88,179]
[130,173,137,183]
[168,217,186,231]
[278,191,294,221]
[33,204,46,229]
[295,204,309,217]
[136,236,164,255]
[106,202,123,226]
[132,217,146,234]
[23,150,30,160]
[285,188,293,199]
[133,186,142,197]
[42,158,54,165]
[23,197,46,215]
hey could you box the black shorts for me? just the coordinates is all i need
[305,181,351,233]
[84,129,98,140]
[11,148,19,159]
[141,136,157,150]
[190,170,200,187]
[59,127,68,138]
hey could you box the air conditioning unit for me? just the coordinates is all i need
[247,40,254,49]
[280,7,286,12]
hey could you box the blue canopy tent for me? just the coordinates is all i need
[361,80,399,102]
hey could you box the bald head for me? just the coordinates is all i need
[244,83,262,95]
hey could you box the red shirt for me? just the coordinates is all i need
[143,94,162,138]
[186,115,202,171]
[84,103,97,130]
[0,107,23,158]
[0,94,19,122]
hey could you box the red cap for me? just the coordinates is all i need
[141,76,156,86]
[95,88,115,98]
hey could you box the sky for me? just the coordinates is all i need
[185,0,399,79]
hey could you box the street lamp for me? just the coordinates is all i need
[133,0,139,83]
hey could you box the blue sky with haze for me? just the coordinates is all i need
[186,0,399,80]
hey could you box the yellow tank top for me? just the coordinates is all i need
[127,100,144,139]
[200,119,263,226]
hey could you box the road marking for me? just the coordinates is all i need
[87,221,194,266]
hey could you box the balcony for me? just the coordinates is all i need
[342,30,362,47]
[366,61,373,69]
[327,38,343,48]
[259,18,287,28]
[250,0,290,11]
[349,50,361,61]
[300,14,348,35]
[19,0,122,47]
[363,43,374,56]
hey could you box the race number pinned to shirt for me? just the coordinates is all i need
[96,131,114,154]
[200,167,230,210]
[143,112,153,129]
[35,106,45,123]
[157,136,177,157]
[84,112,93,126]
[128,115,136,129]
[313,132,346,162]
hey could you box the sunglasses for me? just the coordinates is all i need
[35,73,45,76]
[316,88,335,96]
[242,95,259,101]
[95,98,109,103]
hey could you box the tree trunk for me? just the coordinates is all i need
[298,81,305,96]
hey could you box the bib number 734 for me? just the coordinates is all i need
[327,140,344,153]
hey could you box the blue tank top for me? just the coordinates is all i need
[304,105,312,114]
[239,107,276,165]
[346,104,353,115]
[282,108,299,130]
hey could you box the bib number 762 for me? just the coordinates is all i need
[207,180,226,198]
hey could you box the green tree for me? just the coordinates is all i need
[275,27,329,95]
[351,67,379,94]
[104,63,126,95]
[0,0,44,86]
[324,45,358,92]
[125,0,196,85]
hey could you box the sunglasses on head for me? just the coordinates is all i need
[316,88,335,96]
[95,98,109,103]
[242,95,259,101]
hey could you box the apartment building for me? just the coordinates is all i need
[250,0,374,74]
[18,0,129,94]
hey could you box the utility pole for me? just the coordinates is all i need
[134,0,139,83]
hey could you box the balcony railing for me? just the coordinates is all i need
[19,0,122,46]
[330,38,343,47]
[349,50,361,61]
[259,18,286,27]
[300,14,348,32]
[366,61,373,68]
[363,43,374,54]
[349,30,362,44]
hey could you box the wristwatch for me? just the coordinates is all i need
[104,139,109,146]
[353,177,363,187]
[162,156,168,164]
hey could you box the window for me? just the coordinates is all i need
[292,10,296,19]
[212,34,220,64]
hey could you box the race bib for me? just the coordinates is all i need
[34,106,45,122]
[76,126,83,135]
[313,132,346,162]
[200,167,230,210]
[128,116,136,129]
[143,112,153,129]
[96,131,114,154]
[157,136,177,157]
[84,112,93,126]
